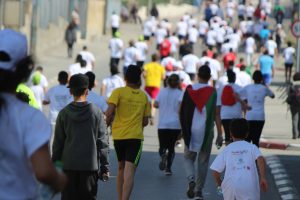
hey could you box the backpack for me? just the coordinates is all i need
[286,84,300,106]
[221,85,237,106]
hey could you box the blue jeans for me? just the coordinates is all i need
[262,73,272,85]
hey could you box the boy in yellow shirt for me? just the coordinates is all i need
[106,65,151,200]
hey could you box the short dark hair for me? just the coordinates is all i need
[167,74,180,88]
[151,53,158,61]
[240,65,246,71]
[227,69,236,83]
[252,70,263,84]
[287,41,292,47]
[85,71,96,90]
[125,65,141,85]
[230,118,249,139]
[70,88,87,97]
[202,50,207,56]
[212,53,218,59]
[198,65,211,81]
[83,46,87,50]
[36,66,43,72]
[58,71,68,85]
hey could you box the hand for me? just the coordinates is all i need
[99,171,110,182]
[260,178,268,192]
[215,135,223,149]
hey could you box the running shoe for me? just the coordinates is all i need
[194,190,203,200]
[165,168,172,176]
[159,154,167,171]
[186,181,196,198]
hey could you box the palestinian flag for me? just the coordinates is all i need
[180,85,217,152]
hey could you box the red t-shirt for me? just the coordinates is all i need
[223,52,236,69]
[207,50,214,58]
[160,39,171,57]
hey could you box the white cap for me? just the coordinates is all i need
[0,29,28,71]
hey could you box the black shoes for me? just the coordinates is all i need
[186,181,196,198]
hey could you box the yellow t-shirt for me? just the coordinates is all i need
[144,62,165,87]
[108,86,151,140]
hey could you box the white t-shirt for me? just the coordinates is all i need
[265,40,277,56]
[109,38,124,59]
[246,20,254,34]
[210,3,219,15]
[210,141,262,200]
[155,88,183,129]
[206,30,217,46]
[111,14,120,28]
[102,74,125,98]
[188,18,197,28]
[80,51,96,67]
[143,20,154,36]
[221,42,235,54]
[0,93,51,199]
[28,73,48,89]
[182,54,200,74]
[199,20,209,35]
[217,83,245,119]
[177,21,188,36]
[123,47,138,67]
[237,4,245,16]
[135,41,148,61]
[31,85,44,111]
[161,56,177,76]
[236,71,252,87]
[239,20,247,34]
[188,27,199,43]
[69,63,92,76]
[183,14,190,23]
[226,1,235,17]
[216,27,226,44]
[246,5,255,17]
[245,37,255,54]
[155,28,168,45]
[283,47,296,64]
[209,59,221,81]
[44,84,72,124]
[199,56,212,66]
[169,36,180,53]
[87,90,108,112]
[242,84,274,120]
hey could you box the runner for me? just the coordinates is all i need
[109,31,124,68]
[111,11,120,37]
[52,74,109,199]
[68,54,92,76]
[217,69,245,145]
[79,45,96,70]
[182,48,200,82]
[106,66,151,200]
[86,71,108,113]
[210,119,268,199]
[283,41,296,83]
[101,64,125,99]
[257,49,274,85]
[123,40,138,75]
[143,54,166,124]
[43,71,72,150]
[135,36,148,69]
[180,65,223,200]
[30,71,44,111]
[154,74,183,176]
[0,28,66,199]
[242,70,275,147]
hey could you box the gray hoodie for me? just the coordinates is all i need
[52,102,109,171]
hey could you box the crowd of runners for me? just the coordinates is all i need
[0,0,299,200]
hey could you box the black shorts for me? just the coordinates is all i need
[285,63,293,68]
[114,139,143,166]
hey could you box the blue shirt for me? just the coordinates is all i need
[259,55,274,74]
[259,29,270,39]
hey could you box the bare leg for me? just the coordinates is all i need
[288,67,292,83]
[122,161,136,200]
[285,67,288,82]
[117,161,125,200]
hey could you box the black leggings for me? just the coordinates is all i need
[158,129,181,169]
[221,119,233,143]
[246,120,265,147]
